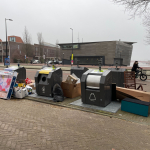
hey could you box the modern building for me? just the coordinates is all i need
[0,36,61,63]
[58,41,135,66]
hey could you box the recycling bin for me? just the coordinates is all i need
[108,68,125,87]
[4,66,26,82]
[71,66,88,79]
[35,67,62,97]
[81,69,112,107]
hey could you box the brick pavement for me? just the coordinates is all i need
[0,99,150,150]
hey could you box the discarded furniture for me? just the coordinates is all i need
[35,67,62,97]
[116,87,150,102]
[81,69,112,107]
[121,98,150,117]
[124,71,146,90]
[4,66,26,82]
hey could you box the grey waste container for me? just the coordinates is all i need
[71,66,88,79]
[4,66,26,82]
[81,69,112,107]
[108,68,125,87]
[35,67,62,97]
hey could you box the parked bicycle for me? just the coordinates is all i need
[137,68,147,81]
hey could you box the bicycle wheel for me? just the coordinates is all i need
[140,74,147,81]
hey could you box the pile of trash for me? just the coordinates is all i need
[0,70,35,100]
[13,78,34,99]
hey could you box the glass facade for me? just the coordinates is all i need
[62,44,79,49]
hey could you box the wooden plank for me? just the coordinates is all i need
[116,87,150,102]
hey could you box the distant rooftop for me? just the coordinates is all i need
[8,36,23,43]
[58,41,136,45]
[43,42,57,47]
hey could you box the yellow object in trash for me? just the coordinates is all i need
[18,83,26,87]
[39,70,51,74]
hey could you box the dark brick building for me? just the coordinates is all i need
[0,36,61,63]
[58,41,135,66]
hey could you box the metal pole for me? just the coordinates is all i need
[5,18,8,58]
[72,29,73,57]
[5,18,13,66]
[70,28,73,66]
[63,53,64,65]
[120,52,121,67]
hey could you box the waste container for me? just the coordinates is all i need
[4,66,26,82]
[108,68,125,87]
[81,69,112,107]
[71,66,88,79]
[35,67,62,97]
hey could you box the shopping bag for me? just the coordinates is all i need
[25,78,32,84]
[13,87,28,99]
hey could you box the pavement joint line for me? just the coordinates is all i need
[26,96,148,126]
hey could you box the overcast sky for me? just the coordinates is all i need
[0,0,149,61]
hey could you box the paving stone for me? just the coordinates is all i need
[0,98,150,150]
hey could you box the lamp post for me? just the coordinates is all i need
[5,18,13,59]
[70,28,73,66]
[63,53,64,65]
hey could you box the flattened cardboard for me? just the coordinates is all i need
[61,81,81,98]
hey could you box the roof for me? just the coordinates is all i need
[8,36,23,43]
[58,41,136,45]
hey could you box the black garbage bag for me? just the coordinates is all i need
[53,83,64,102]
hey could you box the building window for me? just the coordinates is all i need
[18,45,19,49]
[62,44,79,49]
[20,51,21,54]
[10,37,16,42]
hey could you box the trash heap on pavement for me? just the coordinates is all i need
[61,73,81,98]
[0,66,35,99]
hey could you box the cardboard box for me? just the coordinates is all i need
[66,75,78,84]
[61,81,81,98]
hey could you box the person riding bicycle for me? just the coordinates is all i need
[132,61,142,78]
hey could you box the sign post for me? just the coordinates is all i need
[71,54,73,65]
[25,55,26,63]
[4,58,10,66]
[43,55,45,64]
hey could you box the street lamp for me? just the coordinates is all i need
[70,28,73,66]
[5,18,13,59]
[63,53,64,65]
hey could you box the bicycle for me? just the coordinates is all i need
[136,68,147,81]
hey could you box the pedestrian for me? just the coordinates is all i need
[131,61,142,78]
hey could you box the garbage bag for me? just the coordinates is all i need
[53,83,64,102]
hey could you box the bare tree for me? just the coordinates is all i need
[113,0,150,44]
[22,26,33,62]
[37,32,44,63]
[113,0,150,17]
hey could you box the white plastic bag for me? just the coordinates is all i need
[13,87,28,99]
